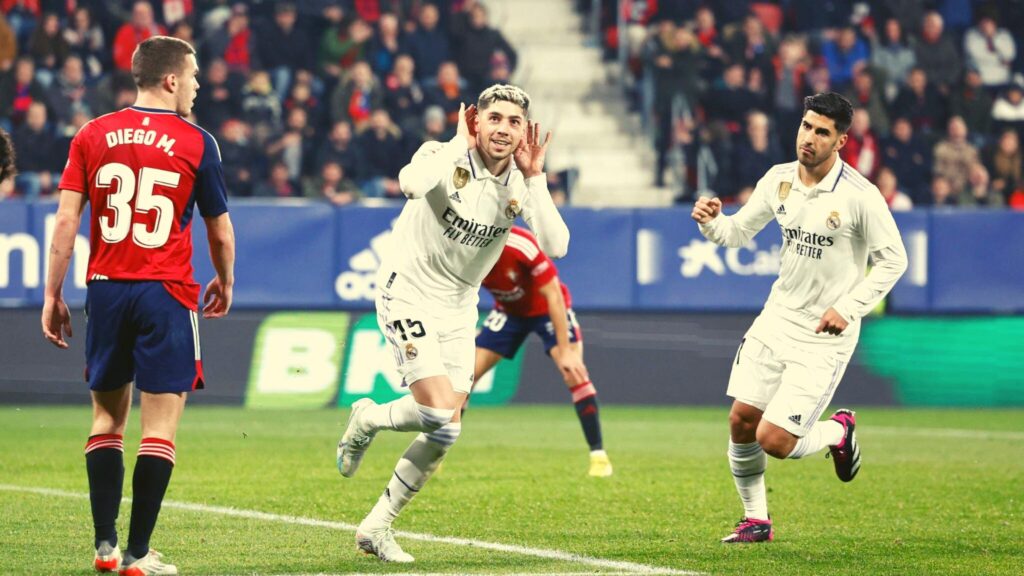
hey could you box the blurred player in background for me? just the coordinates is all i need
[336,84,569,563]
[473,226,611,477]
[42,36,235,575]
[0,127,15,196]
[691,93,907,543]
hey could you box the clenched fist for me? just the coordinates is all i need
[691,197,722,224]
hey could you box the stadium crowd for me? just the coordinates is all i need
[0,0,540,203]
[2,0,1023,210]
[585,0,1024,209]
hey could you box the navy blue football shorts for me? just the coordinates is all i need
[476,308,581,359]
[85,281,204,393]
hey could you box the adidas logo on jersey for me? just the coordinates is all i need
[788,414,802,425]
[449,190,462,203]
[335,222,394,301]
[776,204,787,215]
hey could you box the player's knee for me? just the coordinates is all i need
[416,402,455,432]
[424,422,462,448]
[756,428,793,459]
[728,410,757,439]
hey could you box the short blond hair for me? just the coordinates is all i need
[477,84,530,116]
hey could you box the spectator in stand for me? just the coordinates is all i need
[882,116,932,204]
[867,17,916,103]
[949,67,993,146]
[991,79,1024,135]
[841,108,881,180]
[985,129,1022,202]
[12,101,61,198]
[1,57,47,127]
[650,21,702,187]
[320,12,373,84]
[929,174,957,206]
[959,161,1003,207]
[892,67,947,136]
[284,80,327,136]
[3,0,37,48]
[218,119,257,197]
[63,7,106,80]
[48,55,95,127]
[693,6,727,84]
[253,160,300,198]
[785,0,852,37]
[963,10,1016,91]
[0,12,17,73]
[357,109,404,199]
[26,12,69,85]
[257,2,313,101]
[383,54,426,135]
[304,160,359,205]
[913,11,961,94]
[424,61,465,131]
[266,106,316,183]
[405,3,451,84]
[821,26,868,92]
[317,120,364,181]
[207,4,258,74]
[241,70,282,131]
[703,63,757,134]
[724,14,776,82]
[772,35,811,153]
[933,115,979,196]
[329,60,382,129]
[452,3,516,97]
[729,110,783,195]
[414,105,453,147]
[195,58,241,133]
[876,166,914,211]
[844,68,889,137]
[112,1,165,71]
[367,12,404,77]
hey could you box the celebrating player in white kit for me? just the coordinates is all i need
[691,93,907,543]
[336,84,569,562]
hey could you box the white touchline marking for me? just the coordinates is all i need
[0,485,700,576]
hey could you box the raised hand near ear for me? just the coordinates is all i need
[513,121,552,179]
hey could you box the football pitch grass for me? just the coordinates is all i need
[1,405,1022,575]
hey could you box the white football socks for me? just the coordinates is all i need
[361,423,462,531]
[786,420,844,459]
[359,395,455,433]
[728,439,768,521]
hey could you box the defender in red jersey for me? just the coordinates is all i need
[42,36,235,576]
[474,226,612,476]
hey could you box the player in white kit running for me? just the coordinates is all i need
[336,84,569,562]
[691,93,907,543]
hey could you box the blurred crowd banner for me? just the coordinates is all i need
[1,200,1022,313]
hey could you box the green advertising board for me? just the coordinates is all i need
[859,317,1024,407]
[337,313,524,407]
[245,312,350,408]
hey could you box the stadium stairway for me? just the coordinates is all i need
[485,0,674,207]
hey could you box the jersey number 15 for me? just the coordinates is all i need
[97,162,180,249]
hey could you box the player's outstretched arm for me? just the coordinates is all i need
[694,175,776,248]
[42,190,87,348]
[539,278,588,385]
[398,103,475,199]
[516,122,569,257]
[202,213,235,319]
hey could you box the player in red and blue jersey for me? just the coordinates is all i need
[474,226,612,476]
[42,36,235,576]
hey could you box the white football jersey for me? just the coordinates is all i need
[379,137,568,311]
[700,157,906,355]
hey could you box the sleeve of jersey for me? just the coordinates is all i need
[398,137,469,199]
[520,175,569,258]
[57,127,89,193]
[698,173,775,247]
[529,250,558,285]
[831,190,908,323]
[194,130,229,217]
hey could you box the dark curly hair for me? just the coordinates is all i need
[0,128,16,184]
[803,92,854,134]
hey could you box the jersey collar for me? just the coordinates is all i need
[128,105,181,116]
[790,156,845,193]
[468,149,514,186]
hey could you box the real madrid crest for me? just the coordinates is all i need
[504,198,521,220]
[453,167,470,189]
[826,210,841,230]
[405,343,418,360]
[778,181,792,202]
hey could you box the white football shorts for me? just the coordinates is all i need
[726,335,849,437]
[375,291,477,394]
